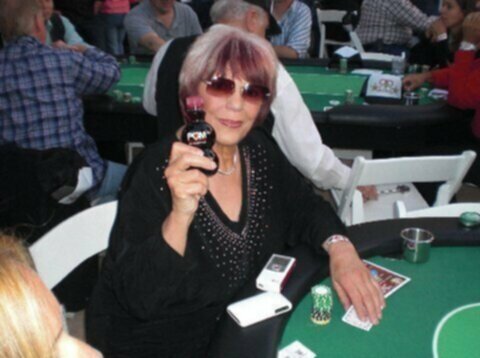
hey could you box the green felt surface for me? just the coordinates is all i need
[111,63,436,107]
[280,247,480,358]
[434,304,480,358]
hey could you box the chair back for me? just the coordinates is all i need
[336,151,476,225]
[394,202,480,218]
[29,201,118,289]
[316,9,364,58]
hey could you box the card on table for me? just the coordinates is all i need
[342,260,411,331]
[278,340,316,358]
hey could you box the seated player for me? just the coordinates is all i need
[0,233,102,357]
[356,0,437,55]
[86,25,384,357]
[404,12,480,138]
[409,0,478,68]
[143,0,377,198]
[124,0,203,55]
[41,0,90,47]
[270,0,312,59]
[0,0,126,203]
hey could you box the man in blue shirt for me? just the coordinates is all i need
[0,0,126,203]
[271,0,312,58]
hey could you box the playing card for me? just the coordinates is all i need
[278,340,316,358]
[364,260,411,298]
[342,306,373,331]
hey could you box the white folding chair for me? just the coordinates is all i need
[29,201,118,289]
[394,202,480,218]
[332,151,476,225]
[316,9,364,58]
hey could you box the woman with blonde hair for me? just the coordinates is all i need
[0,234,101,357]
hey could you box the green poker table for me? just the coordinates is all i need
[208,218,480,358]
[83,59,472,152]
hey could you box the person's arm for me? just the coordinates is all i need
[444,12,480,109]
[109,141,215,319]
[124,11,165,53]
[387,0,436,32]
[271,65,351,190]
[70,47,120,95]
[272,3,311,59]
[143,40,173,116]
[269,131,384,325]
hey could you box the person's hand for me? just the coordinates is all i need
[329,241,385,324]
[52,41,88,53]
[427,18,447,42]
[403,72,431,91]
[163,142,216,219]
[358,185,378,201]
[462,12,480,47]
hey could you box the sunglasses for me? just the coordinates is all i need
[205,76,271,102]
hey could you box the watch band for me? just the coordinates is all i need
[322,235,351,253]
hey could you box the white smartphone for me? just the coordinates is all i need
[256,254,296,293]
[227,292,292,328]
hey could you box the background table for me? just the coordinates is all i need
[208,218,480,358]
[83,59,472,155]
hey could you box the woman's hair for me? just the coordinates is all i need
[0,234,58,358]
[179,24,278,125]
[0,0,42,41]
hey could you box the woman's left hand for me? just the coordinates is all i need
[329,241,385,325]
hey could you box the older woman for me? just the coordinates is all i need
[87,25,384,357]
[0,234,101,357]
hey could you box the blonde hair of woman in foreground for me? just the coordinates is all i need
[0,234,102,358]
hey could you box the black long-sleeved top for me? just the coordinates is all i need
[87,129,346,357]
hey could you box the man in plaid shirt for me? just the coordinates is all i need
[0,0,125,202]
[356,0,437,55]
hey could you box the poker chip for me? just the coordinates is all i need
[329,100,341,106]
[311,284,333,325]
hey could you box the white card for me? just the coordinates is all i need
[342,306,373,331]
[278,341,316,358]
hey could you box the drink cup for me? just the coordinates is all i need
[401,228,434,263]
[404,91,420,105]
[391,56,405,75]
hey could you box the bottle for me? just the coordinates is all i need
[181,96,218,176]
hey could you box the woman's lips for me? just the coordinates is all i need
[219,119,242,128]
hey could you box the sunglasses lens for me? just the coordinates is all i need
[206,77,235,96]
[242,84,270,102]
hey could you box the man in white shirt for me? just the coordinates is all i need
[144,0,376,196]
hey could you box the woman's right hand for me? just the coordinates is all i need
[164,142,216,219]
[402,72,431,92]
[162,142,217,256]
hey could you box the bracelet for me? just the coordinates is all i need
[436,33,447,42]
[460,41,476,51]
[322,235,351,253]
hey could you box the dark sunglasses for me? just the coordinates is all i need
[205,76,271,102]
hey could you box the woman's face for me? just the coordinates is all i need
[27,267,101,357]
[440,0,465,29]
[198,69,267,149]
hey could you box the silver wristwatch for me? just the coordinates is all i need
[322,235,351,253]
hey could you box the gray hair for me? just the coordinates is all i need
[210,0,265,24]
[0,0,41,41]
[179,24,277,125]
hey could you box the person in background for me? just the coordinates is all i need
[124,0,202,55]
[0,0,126,203]
[87,25,384,357]
[270,0,312,58]
[99,0,130,55]
[0,233,102,357]
[410,0,478,68]
[356,0,437,55]
[41,0,90,47]
[53,0,107,50]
